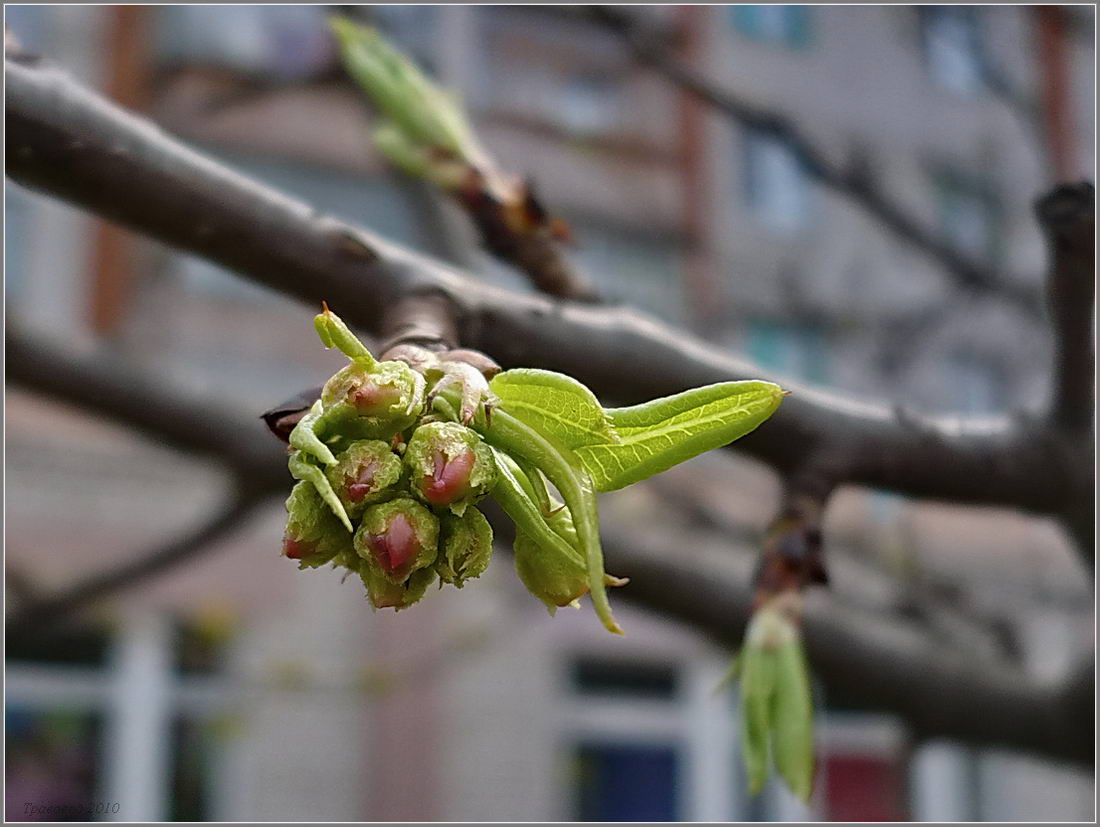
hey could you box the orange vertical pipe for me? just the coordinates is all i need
[1034,6,1075,182]
[89,5,152,335]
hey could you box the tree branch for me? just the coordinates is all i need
[575,6,1043,316]
[4,58,1091,553]
[7,333,1090,763]
[8,493,271,639]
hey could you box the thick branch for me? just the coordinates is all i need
[4,58,1089,534]
[7,320,1092,763]
[5,325,288,492]
[577,6,1043,316]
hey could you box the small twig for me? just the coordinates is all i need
[8,493,270,637]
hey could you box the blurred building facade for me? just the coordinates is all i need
[5,5,1094,822]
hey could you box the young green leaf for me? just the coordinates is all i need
[771,638,815,803]
[739,645,776,796]
[489,368,618,451]
[576,381,784,491]
[329,17,474,160]
[479,409,622,635]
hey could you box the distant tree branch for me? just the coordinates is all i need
[576,6,1044,317]
[6,57,1090,563]
[7,492,271,640]
[5,329,1091,764]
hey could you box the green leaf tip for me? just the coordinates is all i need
[313,304,376,365]
[582,380,785,491]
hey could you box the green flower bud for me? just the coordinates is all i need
[354,498,439,584]
[282,481,356,570]
[359,563,436,611]
[325,439,404,518]
[321,360,426,439]
[436,507,493,587]
[404,421,496,515]
[513,508,626,613]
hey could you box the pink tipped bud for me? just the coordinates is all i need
[421,447,476,506]
[354,498,439,584]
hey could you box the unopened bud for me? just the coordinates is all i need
[325,440,404,518]
[354,498,439,583]
[513,509,626,613]
[436,507,494,587]
[321,360,425,438]
[282,481,355,570]
[404,421,496,514]
[360,562,436,611]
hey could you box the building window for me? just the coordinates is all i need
[742,130,813,234]
[730,5,812,49]
[933,169,1001,263]
[746,320,828,384]
[154,5,335,80]
[575,742,680,820]
[918,7,984,95]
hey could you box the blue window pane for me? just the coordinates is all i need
[746,320,828,384]
[730,6,812,49]
[575,743,679,821]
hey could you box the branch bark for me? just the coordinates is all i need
[6,58,1089,548]
[7,333,1092,764]
[575,6,1044,317]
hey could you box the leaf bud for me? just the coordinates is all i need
[359,563,437,611]
[325,439,404,518]
[513,508,626,613]
[404,421,496,514]
[354,498,439,583]
[282,481,356,570]
[435,507,494,587]
[321,359,426,438]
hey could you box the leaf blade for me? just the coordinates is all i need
[489,368,618,451]
[772,638,816,803]
[577,381,784,491]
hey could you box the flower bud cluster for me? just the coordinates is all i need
[283,348,498,610]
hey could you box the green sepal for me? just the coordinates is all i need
[314,306,376,366]
[288,451,353,532]
[359,563,437,611]
[289,400,338,467]
[436,507,494,587]
[282,481,356,569]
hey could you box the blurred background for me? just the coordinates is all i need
[4,4,1095,822]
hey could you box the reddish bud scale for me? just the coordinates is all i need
[420,448,475,506]
[350,381,401,415]
[345,458,380,503]
[283,537,315,560]
[367,513,419,577]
